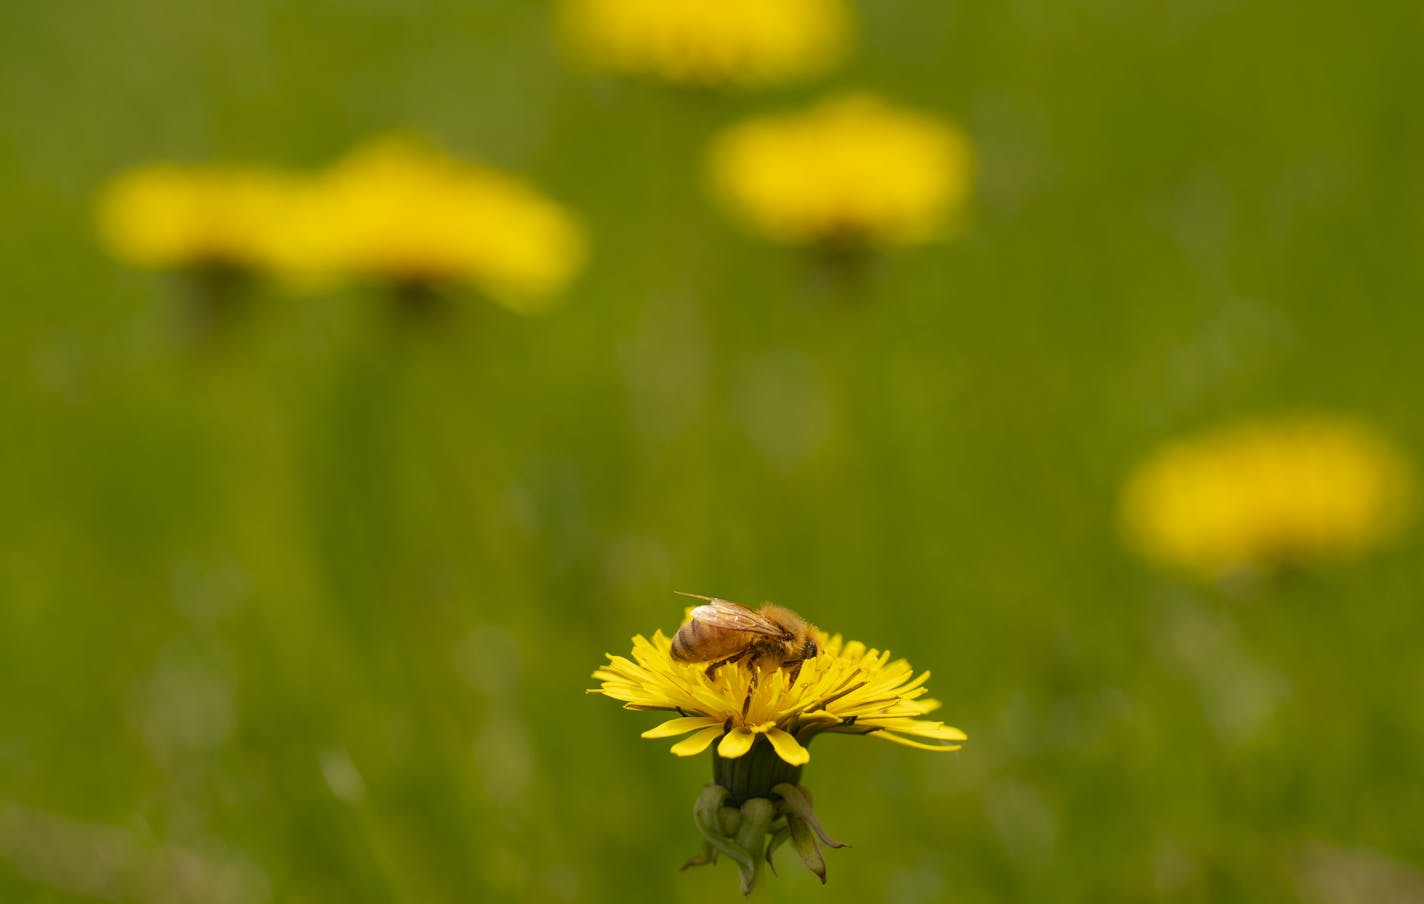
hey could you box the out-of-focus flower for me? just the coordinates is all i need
[1120,417,1414,579]
[708,93,973,249]
[589,606,963,891]
[272,137,585,311]
[560,0,849,89]
[96,164,302,274]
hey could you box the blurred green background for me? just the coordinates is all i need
[4,2,1424,902]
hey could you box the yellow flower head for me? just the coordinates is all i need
[96,164,302,272]
[560,0,849,88]
[590,625,964,767]
[1120,417,1415,578]
[272,137,586,311]
[708,93,974,248]
[591,604,964,891]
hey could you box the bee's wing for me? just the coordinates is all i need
[688,598,784,637]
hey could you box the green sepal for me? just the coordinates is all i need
[680,839,716,871]
[785,813,826,884]
[718,806,742,837]
[773,783,848,848]
[732,798,775,895]
[690,783,757,878]
[764,822,791,876]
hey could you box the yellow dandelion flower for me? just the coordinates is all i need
[590,600,964,891]
[272,137,585,312]
[708,93,974,249]
[593,631,964,763]
[96,163,302,273]
[1120,417,1415,579]
[560,0,850,89]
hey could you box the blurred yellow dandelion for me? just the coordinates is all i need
[1120,417,1414,578]
[96,164,302,273]
[708,93,974,249]
[272,137,586,311]
[560,0,850,89]
[590,600,963,891]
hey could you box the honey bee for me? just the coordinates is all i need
[670,593,819,693]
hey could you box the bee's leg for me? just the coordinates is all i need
[785,660,804,687]
[703,651,749,681]
[741,666,766,718]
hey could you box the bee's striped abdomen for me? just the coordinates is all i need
[670,620,700,660]
[671,614,747,663]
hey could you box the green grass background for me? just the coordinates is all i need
[3,1,1424,901]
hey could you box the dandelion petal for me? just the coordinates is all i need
[642,716,722,739]
[764,728,810,766]
[670,726,725,757]
[716,728,756,759]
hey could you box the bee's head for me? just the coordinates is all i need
[801,637,818,660]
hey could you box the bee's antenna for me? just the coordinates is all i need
[674,591,716,602]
